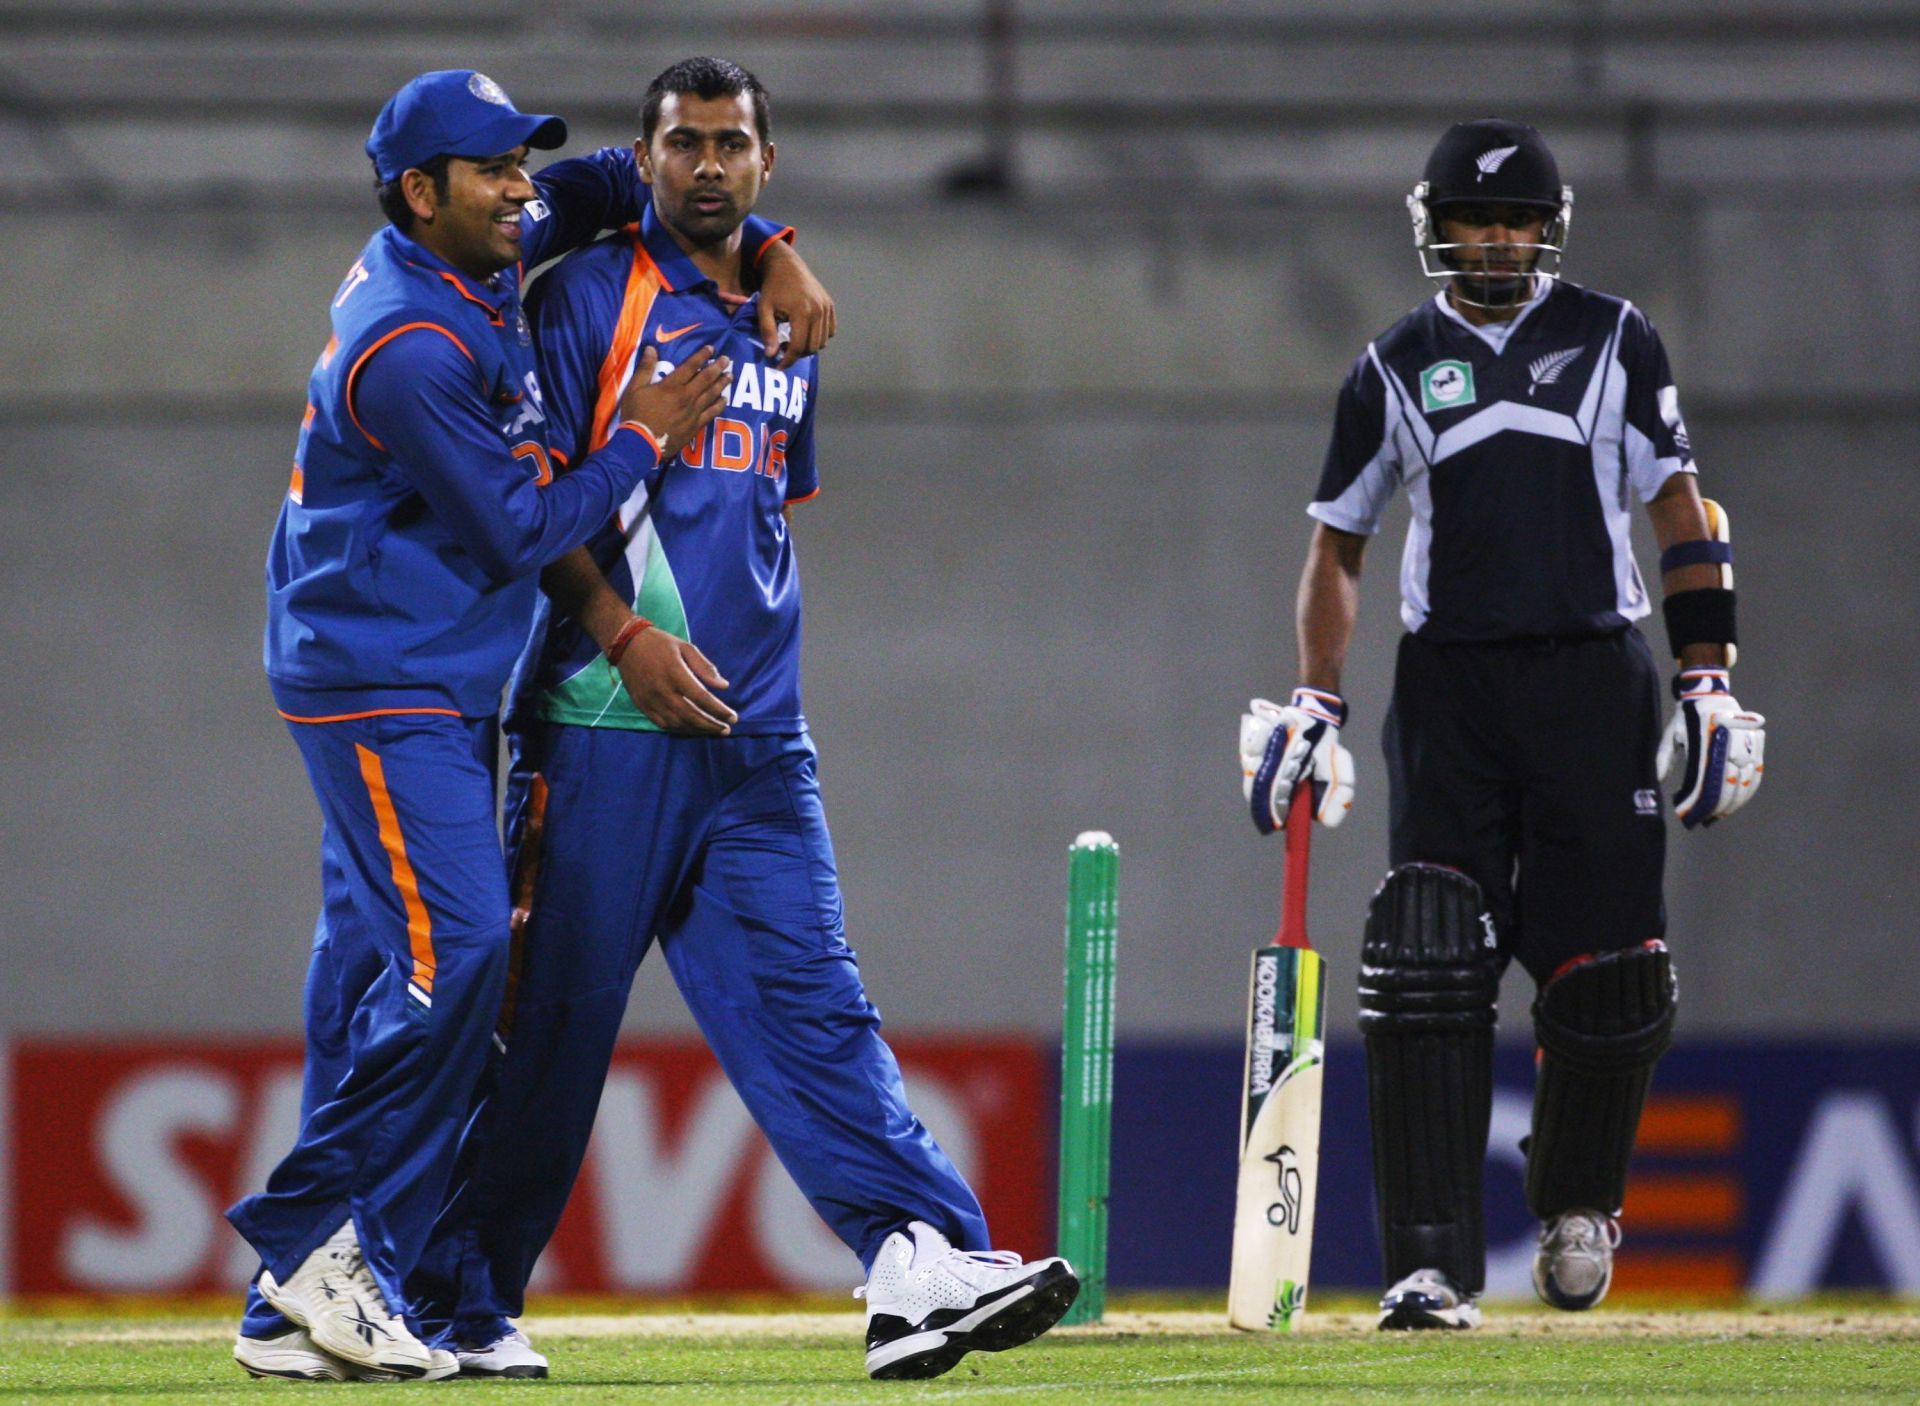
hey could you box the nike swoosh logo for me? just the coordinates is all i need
[655,322,702,342]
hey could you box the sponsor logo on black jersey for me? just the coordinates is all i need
[1419,359,1476,414]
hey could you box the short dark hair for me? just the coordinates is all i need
[374,153,453,232]
[640,57,770,144]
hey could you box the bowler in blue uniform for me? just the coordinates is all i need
[409,58,1079,1383]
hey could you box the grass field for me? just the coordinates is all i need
[4,1301,1917,1403]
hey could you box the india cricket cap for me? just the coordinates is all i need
[367,70,567,183]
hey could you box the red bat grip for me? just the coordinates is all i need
[1276,782,1314,950]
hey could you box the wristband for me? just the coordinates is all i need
[615,420,662,456]
[1658,539,1733,574]
[1290,686,1348,728]
[1662,586,1737,659]
[605,615,653,666]
[1673,667,1731,700]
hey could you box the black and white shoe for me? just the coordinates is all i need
[456,1325,550,1378]
[1533,1210,1621,1311]
[1378,1268,1482,1330]
[857,1221,1079,1380]
[256,1221,434,1378]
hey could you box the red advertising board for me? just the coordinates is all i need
[4,1037,1048,1296]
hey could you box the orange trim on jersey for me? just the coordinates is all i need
[345,322,476,452]
[434,270,507,326]
[549,446,571,469]
[784,485,822,506]
[588,238,669,452]
[355,742,437,995]
[499,773,551,1042]
[510,440,554,487]
[320,335,340,368]
[754,225,797,264]
[277,706,464,724]
[289,465,304,503]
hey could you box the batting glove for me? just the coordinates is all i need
[1239,688,1355,835]
[1655,668,1766,828]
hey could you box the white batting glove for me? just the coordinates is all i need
[1239,688,1355,834]
[1656,668,1766,829]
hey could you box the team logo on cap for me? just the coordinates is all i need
[1475,145,1519,181]
[468,72,511,106]
[1419,359,1476,414]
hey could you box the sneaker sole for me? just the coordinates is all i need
[867,1262,1080,1380]
[233,1351,344,1383]
[1377,1300,1481,1331]
[256,1270,430,1379]
[1533,1264,1610,1311]
[459,1363,550,1379]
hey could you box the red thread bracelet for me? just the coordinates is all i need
[605,616,653,666]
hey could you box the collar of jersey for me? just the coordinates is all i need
[387,227,516,319]
[635,199,757,309]
[1432,278,1552,353]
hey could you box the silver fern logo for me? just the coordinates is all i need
[1528,346,1583,395]
[1476,145,1520,181]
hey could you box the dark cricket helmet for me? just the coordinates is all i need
[1407,118,1575,307]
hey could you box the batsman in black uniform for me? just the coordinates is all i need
[1238,119,1766,1328]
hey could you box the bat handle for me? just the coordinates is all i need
[1277,783,1313,950]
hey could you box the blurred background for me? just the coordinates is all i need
[2,0,1916,1304]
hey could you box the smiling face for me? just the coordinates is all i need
[404,146,535,279]
[638,91,774,254]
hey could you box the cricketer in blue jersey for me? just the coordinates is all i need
[406,59,1078,1383]
[229,69,836,1384]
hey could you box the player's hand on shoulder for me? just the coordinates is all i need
[612,622,738,736]
[1655,668,1765,828]
[756,241,835,370]
[619,345,733,460]
[1239,688,1355,834]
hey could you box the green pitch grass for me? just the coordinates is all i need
[3,1300,1917,1403]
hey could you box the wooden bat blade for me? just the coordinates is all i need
[1229,944,1326,1331]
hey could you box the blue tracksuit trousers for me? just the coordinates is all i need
[409,726,984,1341]
[229,711,510,1331]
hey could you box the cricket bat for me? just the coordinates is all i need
[1228,783,1326,1332]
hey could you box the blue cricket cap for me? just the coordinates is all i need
[366,70,567,182]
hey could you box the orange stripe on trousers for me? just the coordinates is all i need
[354,742,436,995]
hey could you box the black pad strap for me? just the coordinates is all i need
[1526,942,1678,1218]
[1357,864,1501,1292]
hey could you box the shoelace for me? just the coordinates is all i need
[1547,1215,1622,1252]
[851,1246,1027,1299]
[329,1240,392,1307]
[942,1248,1025,1269]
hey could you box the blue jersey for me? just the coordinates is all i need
[511,200,819,734]
[1309,281,1696,642]
[265,148,792,720]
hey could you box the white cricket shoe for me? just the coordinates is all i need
[256,1220,433,1378]
[455,1325,550,1378]
[233,1327,455,1381]
[856,1220,1079,1380]
[1534,1210,1621,1310]
[232,1327,356,1381]
[1378,1267,1482,1330]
